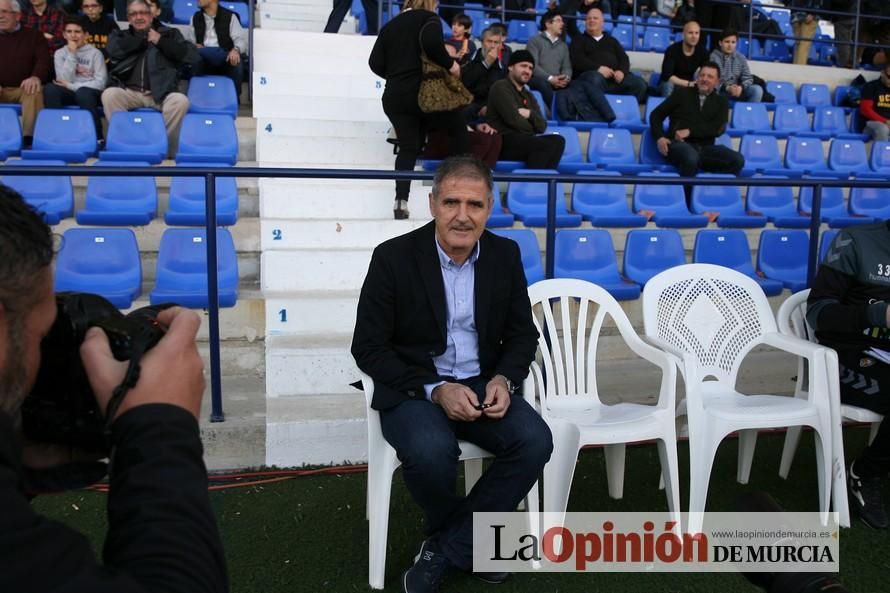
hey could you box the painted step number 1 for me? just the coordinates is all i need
[279,309,287,322]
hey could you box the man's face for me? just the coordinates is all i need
[127,1,153,31]
[429,176,493,261]
[719,35,737,55]
[63,23,86,48]
[545,14,564,36]
[81,0,103,21]
[0,0,19,33]
[585,9,603,36]
[508,61,534,85]
[481,32,501,54]
[683,22,700,47]
[697,66,719,93]
[451,22,467,37]
[0,269,56,418]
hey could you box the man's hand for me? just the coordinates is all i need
[728,84,742,98]
[196,43,204,48]
[480,376,512,419]
[484,46,499,65]
[80,307,206,422]
[44,32,53,40]
[52,79,70,89]
[226,48,240,66]
[551,74,569,89]
[449,60,461,78]
[20,76,41,95]
[476,122,496,134]
[674,128,690,141]
[517,107,531,119]
[613,70,625,84]
[431,383,482,421]
[597,66,614,78]
[66,39,79,54]
[147,28,161,44]
[656,136,671,156]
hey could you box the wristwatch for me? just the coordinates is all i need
[495,374,517,394]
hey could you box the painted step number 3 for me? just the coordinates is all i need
[272,229,282,240]
[279,309,287,322]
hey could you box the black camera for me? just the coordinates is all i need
[21,292,170,453]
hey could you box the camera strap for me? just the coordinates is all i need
[103,356,144,433]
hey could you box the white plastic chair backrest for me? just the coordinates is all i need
[527,278,667,414]
[642,263,777,387]
[776,289,813,395]
[359,371,387,452]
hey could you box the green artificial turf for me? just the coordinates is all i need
[33,426,890,593]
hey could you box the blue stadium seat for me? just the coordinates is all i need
[54,228,142,309]
[150,228,239,308]
[763,39,792,63]
[0,106,22,160]
[486,182,513,228]
[644,95,665,124]
[175,113,238,165]
[546,126,584,172]
[166,162,239,226]
[691,173,767,227]
[507,20,534,43]
[0,159,73,224]
[849,186,890,220]
[784,136,843,177]
[648,72,660,94]
[834,85,852,109]
[585,127,650,174]
[736,36,762,59]
[571,170,647,227]
[715,133,732,149]
[641,27,670,52]
[870,141,890,174]
[99,110,167,164]
[765,81,797,104]
[771,103,809,138]
[745,177,809,228]
[612,25,637,50]
[798,178,873,228]
[739,134,787,176]
[632,172,708,228]
[530,90,554,123]
[463,3,485,29]
[828,138,872,177]
[622,229,685,286]
[553,230,641,300]
[491,229,544,284]
[757,230,809,292]
[692,229,784,295]
[22,109,96,162]
[171,0,197,24]
[506,169,582,227]
[799,83,831,109]
[811,106,863,140]
[729,102,772,137]
[221,1,249,25]
[638,129,676,172]
[187,75,239,118]
[605,94,645,133]
[819,229,838,263]
[77,160,157,226]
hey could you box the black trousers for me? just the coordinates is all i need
[324,0,379,34]
[499,132,565,170]
[43,84,103,140]
[837,348,890,477]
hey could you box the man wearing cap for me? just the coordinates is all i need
[486,49,566,169]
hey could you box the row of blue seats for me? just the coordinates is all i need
[0,109,238,165]
[1,159,238,226]
[487,168,887,230]
[728,102,865,140]
[55,227,238,309]
[497,227,838,301]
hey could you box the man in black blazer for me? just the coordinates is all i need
[352,156,552,593]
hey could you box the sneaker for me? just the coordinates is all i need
[393,199,410,220]
[403,539,451,593]
[848,461,888,529]
[471,571,510,584]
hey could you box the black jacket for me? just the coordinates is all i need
[0,404,228,593]
[192,5,236,52]
[107,24,199,102]
[569,31,631,77]
[351,221,538,410]
[461,47,507,104]
[650,86,729,145]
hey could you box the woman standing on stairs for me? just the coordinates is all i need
[369,0,470,220]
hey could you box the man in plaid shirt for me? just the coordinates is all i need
[22,0,65,62]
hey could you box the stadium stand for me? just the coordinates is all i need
[188,75,240,118]
[745,177,810,228]
[491,228,545,285]
[690,173,767,228]
[166,162,240,226]
[100,111,168,164]
[77,160,158,226]
[0,107,22,160]
[150,227,239,308]
[571,170,647,227]
[692,229,784,296]
[757,229,809,293]
[176,113,239,165]
[505,169,581,227]
[54,227,143,309]
[22,108,97,162]
[622,229,685,287]
[632,172,709,228]
[0,159,73,224]
[553,229,641,300]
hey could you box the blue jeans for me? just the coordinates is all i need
[195,47,244,100]
[576,70,649,120]
[379,378,552,570]
[666,141,745,178]
[721,84,763,103]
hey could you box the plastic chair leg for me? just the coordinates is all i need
[656,437,681,522]
[779,425,803,479]
[868,421,881,444]
[367,449,398,590]
[687,426,720,535]
[736,429,758,484]
[604,443,626,500]
[542,422,581,537]
[464,458,484,495]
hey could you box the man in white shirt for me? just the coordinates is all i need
[190,0,247,102]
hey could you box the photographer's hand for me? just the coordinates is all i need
[80,307,205,422]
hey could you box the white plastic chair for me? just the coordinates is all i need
[641,264,835,534]
[526,278,681,533]
[359,371,539,590]
[777,288,883,528]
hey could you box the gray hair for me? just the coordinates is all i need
[5,0,21,12]
[431,156,493,201]
[126,0,150,10]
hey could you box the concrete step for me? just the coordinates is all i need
[256,129,391,165]
[253,30,376,73]
[252,93,385,122]
[265,334,355,396]
[260,218,426,250]
[266,292,358,337]
[199,373,267,470]
[262,249,371,293]
[252,72,382,98]
[127,289,265,341]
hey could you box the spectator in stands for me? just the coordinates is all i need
[789,0,826,65]
[649,60,743,203]
[461,27,507,123]
[44,16,106,141]
[191,0,247,103]
[807,224,890,529]
[369,0,469,220]
[0,0,49,147]
[324,0,378,35]
[670,0,697,28]
[614,0,657,19]
[0,186,230,592]
[658,19,707,97]
[446,13,475,64]
[860,63,890,141]
[352,155,552,593]
[115,0,170,22]
[23,0,66,63]
[556,0,611,38]
[829,0,856,68]
[80,0,119,57]
[486,50,566,168]
[102,0,198,157]
[569,8,648,119]
[526,10,571,111]
[709,28,762,102]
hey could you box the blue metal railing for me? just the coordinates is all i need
[4,164,889,421]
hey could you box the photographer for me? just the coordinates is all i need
[0,185,228,592]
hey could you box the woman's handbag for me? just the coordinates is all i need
[417,21,473,113]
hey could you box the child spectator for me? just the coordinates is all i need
[446,13,476,63]
[80,0,119,58]
[860,63,890,141]
[709,28,762,103]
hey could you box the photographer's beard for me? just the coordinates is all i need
[0,318,29,429]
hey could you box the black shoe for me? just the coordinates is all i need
[848,461,888,529]
[22,135,33,149]
[403,539,451,593]
[472,571,510,584]
[394,199,410,220]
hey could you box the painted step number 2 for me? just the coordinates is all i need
[272,229,282,240]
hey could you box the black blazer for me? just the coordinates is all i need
[351,221,539,411]
[649,86,729,146]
